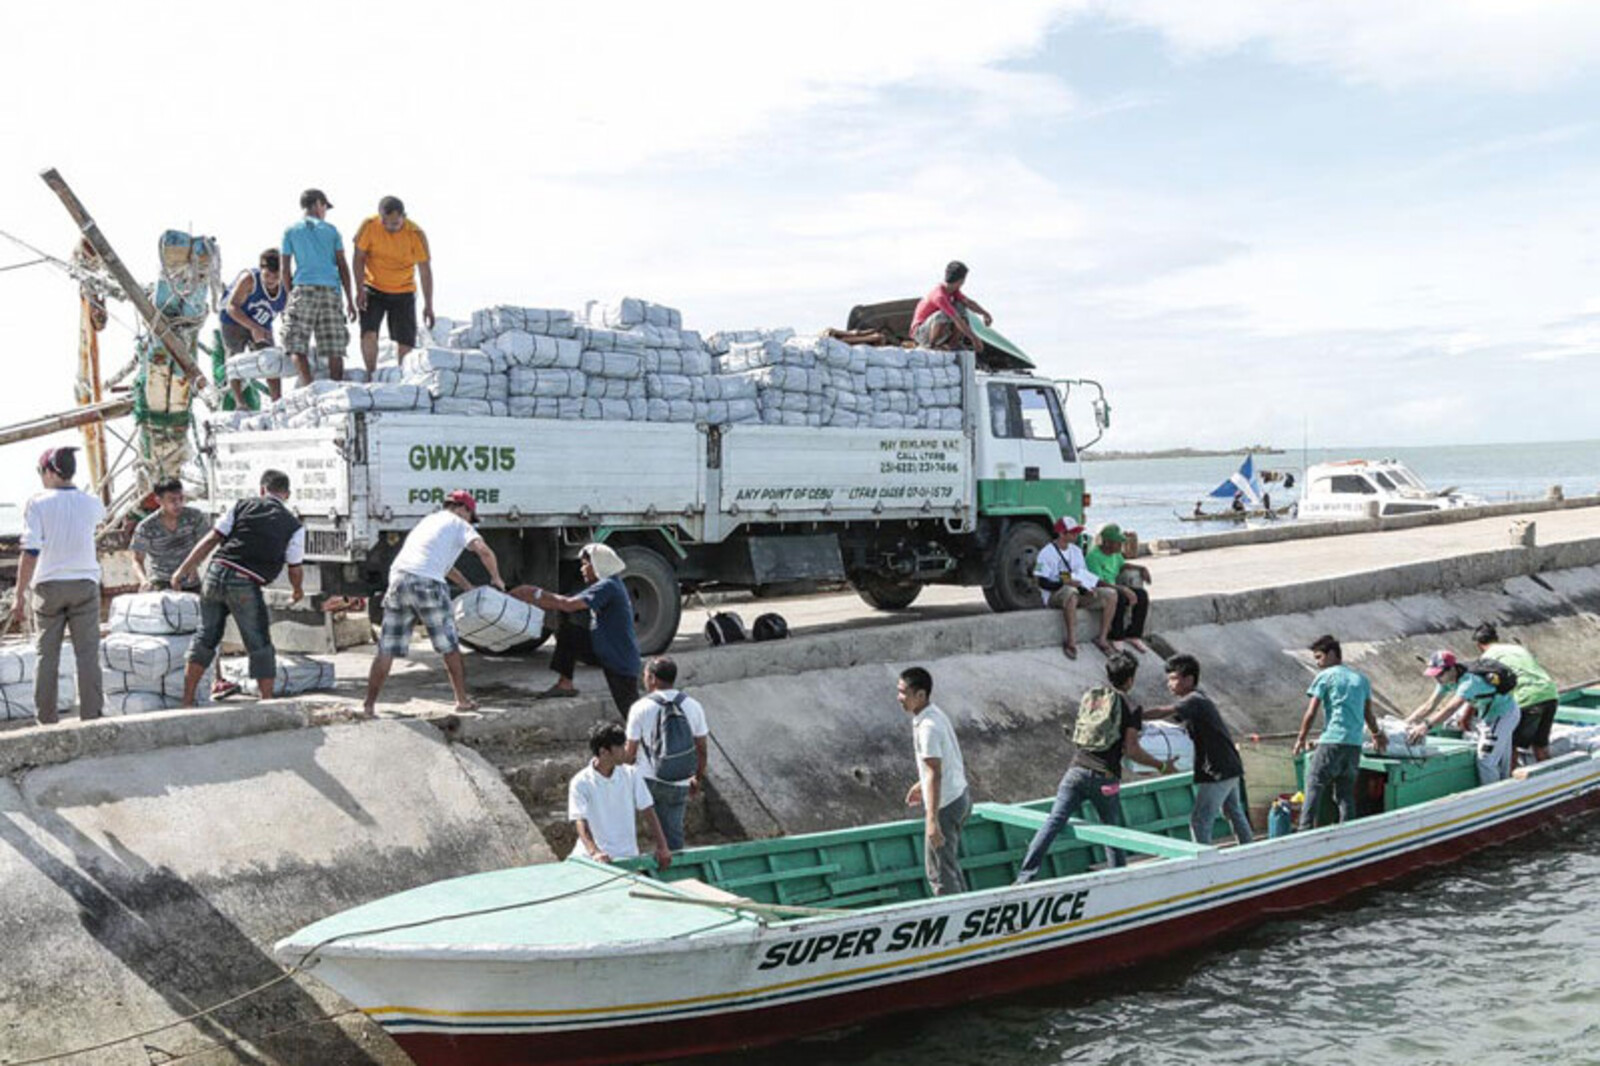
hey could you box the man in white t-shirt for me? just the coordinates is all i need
[1034,517,1118,660]
[364,490,505,713]
[569,722,672,869]
[624,656,709,851]
[898,666,970,896]
[12,447,105,724]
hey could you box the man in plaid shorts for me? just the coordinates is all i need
[364,490,505,713]
[280,188,357,387]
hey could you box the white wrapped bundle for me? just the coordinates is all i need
[1548,723,1600,757]
[705,328,793,355]
[110,592,202,635]
[510,368,587,398]
[413,347,496,375]
[366,383,430,410]
[1128,721,1196,775]
[411,370,508,401]
[0,645,36,685]
[870,411,908,429]
[579,350,644,379]
[679,350,712,376]
[725,398,759,423]
[485,329,535,363]
[718,339,787,373]
[101,632,192,677]
[447,323,485,349]
[104,691,181,715]
[1,681,37,720]
[314,385,377,414]
[222,653,335,695]
[584,376,643,400]
[866,346,912,368]
[433,398,508,417]
[453,587,545,653]
[646,374,695,401]
[105,663,209,699]
[679,330,703,351]
[285,410,326,429]
[646,399,696,422]
[512,334,583,369]
[708,373,758,401]
[224,347,292,382]
[785,335,854,369]
[826,409,862,428]
[873,391,913,414]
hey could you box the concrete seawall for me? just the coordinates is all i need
[3,529,1598,1063]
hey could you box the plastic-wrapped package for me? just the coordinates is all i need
[109,592,202,635]
[222,654,335,696]
[100,632,193,677]
[453,587,545,653]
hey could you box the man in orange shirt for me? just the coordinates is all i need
[353,195,434,371]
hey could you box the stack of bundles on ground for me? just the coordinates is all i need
[206,297,964,431]
[102,592,208,713]
[0,646,77,721]
[453,587,545,653]
[221,653,335,696]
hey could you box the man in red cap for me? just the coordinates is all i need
[1032,516,1118,659]
[364,490,505,713]
[12,446,105,723]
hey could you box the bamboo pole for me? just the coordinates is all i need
[0,398,134,449]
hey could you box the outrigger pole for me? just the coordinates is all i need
[37,167,214,400]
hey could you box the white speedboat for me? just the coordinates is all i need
[1299,459,1487,520]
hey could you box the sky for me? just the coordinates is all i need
[0,1,1596,503]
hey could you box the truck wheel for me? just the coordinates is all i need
[618,546,682,656]
[983,521,1049,612]
[853,574,923,611]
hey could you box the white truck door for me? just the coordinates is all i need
[978,379,1075,481]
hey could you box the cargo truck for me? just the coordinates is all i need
[202,313,1108,654]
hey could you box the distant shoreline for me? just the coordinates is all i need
[1083,446,1286,462]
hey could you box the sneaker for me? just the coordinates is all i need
[211,679,242,700]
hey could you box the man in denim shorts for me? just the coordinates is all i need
[364,491,505,713]
[172,469,305,705]
[280,188,357,386]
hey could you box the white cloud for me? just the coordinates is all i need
[1097,0,1600,91]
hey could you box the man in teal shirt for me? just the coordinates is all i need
[1293,634,1387,829]
[1406,649,1522,784]
[1475,623,1558,764]
[280,188,356,387]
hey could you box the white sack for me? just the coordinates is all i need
[222,654,335,696]
[109,592,202,635]
[453,587,545,653]
[101,632,193,678]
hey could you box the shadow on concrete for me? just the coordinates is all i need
[0,801,386,1065]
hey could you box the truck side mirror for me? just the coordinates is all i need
[1094,398,1111,430]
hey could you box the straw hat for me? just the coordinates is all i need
[582,543,626,579]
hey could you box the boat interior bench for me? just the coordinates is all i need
[621,771,1231,912]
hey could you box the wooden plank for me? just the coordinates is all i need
[721,862,842,890]
[1512,752,1593,779]
[974,802,1213,859]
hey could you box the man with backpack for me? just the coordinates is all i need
[1015,652,1174,883]
[624,656,709,851]
[1406,649,1522,784]
[1473,623,1558,764]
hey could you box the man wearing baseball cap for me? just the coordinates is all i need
[365,490,505,714]
[1085,523,1153,654]
[279,187,357,387]
[12,447,106,723]
[1405,649,1521,784]
[1033,516,1119,659]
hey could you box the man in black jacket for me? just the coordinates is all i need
[171,469,305,704]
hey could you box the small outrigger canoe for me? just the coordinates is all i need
[1177,505,1294,523]
[277,744,1600,1066]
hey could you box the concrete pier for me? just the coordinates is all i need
[1,504,1597,1063]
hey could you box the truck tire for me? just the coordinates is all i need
[618,545,682,656]
[853,574,923,611]
[983,521,1049,613]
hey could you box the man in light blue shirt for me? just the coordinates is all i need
[279,188,356,386]
[1406,650,1521,785]
[1293,634,1386,829]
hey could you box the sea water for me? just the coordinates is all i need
[1085,438,1600,542]
[704,815,1600,1066]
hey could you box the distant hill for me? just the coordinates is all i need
[1083,445,1284,462]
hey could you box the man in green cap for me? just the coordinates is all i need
[1085,523,1151,653]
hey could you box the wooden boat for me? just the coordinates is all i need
[1177,505,1293,523]
[277,746,1600,1066]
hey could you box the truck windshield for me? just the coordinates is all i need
[989,382,1075,462]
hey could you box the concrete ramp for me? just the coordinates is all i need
[0,717,545,1065]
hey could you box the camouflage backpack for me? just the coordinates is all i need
[1072,685,1124,751]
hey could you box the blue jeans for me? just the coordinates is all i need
[187,563,275,680]
[1299,743,1361,830]
[646,776,690,851]
[1016,766,1124,883]
[1191,777,1253,845]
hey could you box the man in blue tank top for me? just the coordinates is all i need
[221,249,289,406]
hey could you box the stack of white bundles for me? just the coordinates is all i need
[508,367,587,399]
[225,347,291,382]
[1128,720,1196,775]
[453,587,545,653]
[222,653,334,696]
[365,382,431,411]
[705,327,794,356]
[110,591,202,636]
[0,647,74,720]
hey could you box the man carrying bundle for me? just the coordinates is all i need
[364,490,505,714]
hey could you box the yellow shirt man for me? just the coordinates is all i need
[352,195,434,366]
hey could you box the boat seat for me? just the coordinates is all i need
[973,802,1215,859]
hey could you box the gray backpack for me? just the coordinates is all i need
[647,693,699,783]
